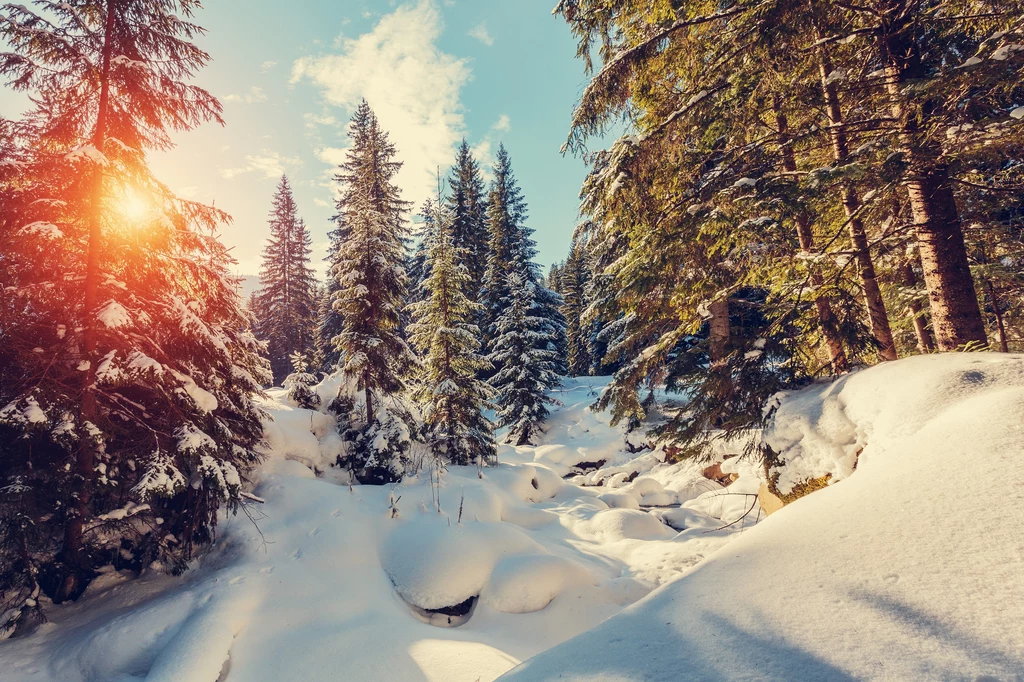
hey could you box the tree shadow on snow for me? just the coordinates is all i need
[848,587,1024,676]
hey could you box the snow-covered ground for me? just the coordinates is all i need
[8,354,1018,682]
[0,378,755,682]
[501,352,1024,681]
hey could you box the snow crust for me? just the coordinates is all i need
[500,353,1024,681]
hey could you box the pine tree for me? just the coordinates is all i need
[284,351,321,410]
[329,100,417,483]
[561,237,593,376]
[408,196,495,466]
[447,140,489,302]
[316,208,348,374]
[481,144,528,344]
[406,198,438,308]
[253,175,317,385]
[489,272,562,446]
[0,0,268,618]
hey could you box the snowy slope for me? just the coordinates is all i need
[0,378,754,682]
[500,353,1024,681]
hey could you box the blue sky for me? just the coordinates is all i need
[138,0,597,277]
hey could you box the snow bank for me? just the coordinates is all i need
[500,353,1024,681]
[0,375,752,682]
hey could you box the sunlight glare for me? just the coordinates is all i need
[118,187,152,222]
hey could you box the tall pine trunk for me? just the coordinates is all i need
[816,46,897,361]
[878,17,986,350]
[774,99,849,371]
[59,0,117,602]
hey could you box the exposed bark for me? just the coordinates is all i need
[816,46,898,361]
[774,99,849,372]
[900,258,935,352]
[365,385,374,426]
[877,13,987,350]
[902,164,987,349]
[708,299,730,365]
[986,279,1009,353]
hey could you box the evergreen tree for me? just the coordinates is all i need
[0,0,268,620]
[408,197,495,466]
[447,140,489,301]
[561,237,593,376]
[329,100,417,482]
[253,175,317,385]
[316,208,348,374]
[283,351,320,410]
[481,145,529,343]
[406,198,438,308]
[489,272,562,446]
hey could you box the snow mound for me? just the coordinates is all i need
[500,353,1024,681]
[380,519,542,612]
[579,508,676,542]
[483,555,592,614]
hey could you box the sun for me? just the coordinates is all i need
[116,186,152,222]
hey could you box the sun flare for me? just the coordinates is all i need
[117,187,152,222]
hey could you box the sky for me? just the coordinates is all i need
[106,0,597,279]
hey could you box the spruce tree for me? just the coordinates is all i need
[0,0,268,618]
[489,272,562,446]
[253,174,317,385]
[408,197,495,466]
[481,145,528,343]
[329,100,417,482]
[406,198,438,308]
[447,140,489,301]
[561,237,593,376]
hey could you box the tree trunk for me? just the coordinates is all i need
[365,385,374,426]
[58,0,117,603]
[986,279,1009,353]
[708,299,730,365]
[774,99,849,372]
[900,258,935,352]
[877,18,987,350]
[903,166,986,350]
[816,48,898,361]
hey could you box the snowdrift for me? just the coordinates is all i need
[500,353,1024,681]
[0,378,753,682]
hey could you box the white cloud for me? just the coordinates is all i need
[493,114,511,132]
[314,198,331,208]
[304,113,340,129]
[260,60,278,72]
[221,151,301,180]
[224,86,267,104]
[468,21,493,46]
[291,0,470,206]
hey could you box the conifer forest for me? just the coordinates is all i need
[1,2,1024,681]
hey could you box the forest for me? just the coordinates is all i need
[1,1,1023,681]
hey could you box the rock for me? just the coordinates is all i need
[757,482,785,516]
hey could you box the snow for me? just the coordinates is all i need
[96,301,132,329]
[0,377,749,682]
[8,356,1019,681]
[499,353,1024,681]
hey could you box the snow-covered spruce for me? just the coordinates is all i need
[251,175,317,386]
[489,273,563,446]
[0,0,267,626]
[327,100,418,483]
[408,197,496,467]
